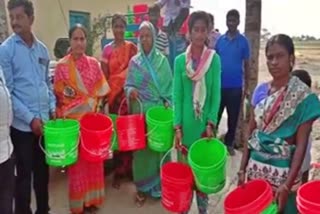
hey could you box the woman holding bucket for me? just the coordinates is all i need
[101,14,138,188]
[125,21,173,207]
[238,34,320,213]
[173,11,221,214]
[54,24,110,214]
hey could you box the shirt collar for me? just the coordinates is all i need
[13,33,39,49]
[223,30,240,40]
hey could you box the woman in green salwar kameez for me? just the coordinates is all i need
[173,11,221,214]
[238,34,320,214]
[124,21,173,207]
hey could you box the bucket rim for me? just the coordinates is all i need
[44,119,80,129]
[188,138,227,169]
[296,196,319,213]
[297,180,320,208]
[161,162,194,182]
[224,179,273,212]
[80,113,113,133]
[146,106,174,123]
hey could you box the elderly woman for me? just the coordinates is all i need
[0,67,14,214]
[54,24,110,214]
[125,21,173,207]
[238,34,320,213]
[173,11,221,214]
[101,13,138,189]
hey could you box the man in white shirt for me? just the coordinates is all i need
[0,66,14,214]
[155,0,190,35]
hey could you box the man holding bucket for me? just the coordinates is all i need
[0,1,56,213]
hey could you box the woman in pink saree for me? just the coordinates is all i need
[54,24,110,214]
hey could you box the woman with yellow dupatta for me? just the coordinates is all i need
[101,14,138,189]
[54,24,110,214]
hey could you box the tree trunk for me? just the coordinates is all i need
[235,0,262,147]
[0,0,9,43]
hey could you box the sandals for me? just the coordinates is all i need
[135,192,147,208]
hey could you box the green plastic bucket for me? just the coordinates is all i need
[109,114,119,151]
[43,119,80,167]
[188,138,227,194]
[44,119,79,132]
[262,203,278,214]
[146,106,174,152]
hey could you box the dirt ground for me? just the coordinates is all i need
[33,44,320,214]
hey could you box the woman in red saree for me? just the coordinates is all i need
[54,24,110,214]
[101,14,137,189]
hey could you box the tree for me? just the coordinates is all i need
[235,0,262,147]
[0,0,9,43]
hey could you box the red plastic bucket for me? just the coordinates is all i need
[297,197,319,214]
[116,98,146,151]
[161,151,194,213]
[80,113,113,162]
[297,180,320,214]
[133,4,148,23]
[224,179,273,214]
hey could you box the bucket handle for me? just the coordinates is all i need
[80,129,116,158]
[159,135,188,169]
[145,107,173,137]
[145,125,159,137]
[38,134,80,168]
[118,97,144,117]
[160,147,174,170]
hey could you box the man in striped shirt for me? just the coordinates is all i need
[149,5,169,56]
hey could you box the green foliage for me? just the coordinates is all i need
[86,13,111,56]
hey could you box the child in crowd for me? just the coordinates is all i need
[292,69,313,183]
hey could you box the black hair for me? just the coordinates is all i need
[68,24,88,39]
[111,14,127,27]
[188,11,210,33]
[266,34,295,56]
[266,34,295,71]
[227,9,240,20]
[7,0,34,17]
[149,5,160,14]
[292,69,312,87]
[207,13,214,24]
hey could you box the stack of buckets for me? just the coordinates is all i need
[146,106,194,213]
[133,3,149,38]
[188,138,228,194]
[224,179,278,214]
[297,180,320,213]
[133,3,149,24]
[43,119,80,167]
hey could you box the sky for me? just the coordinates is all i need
[192,0,319,38]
